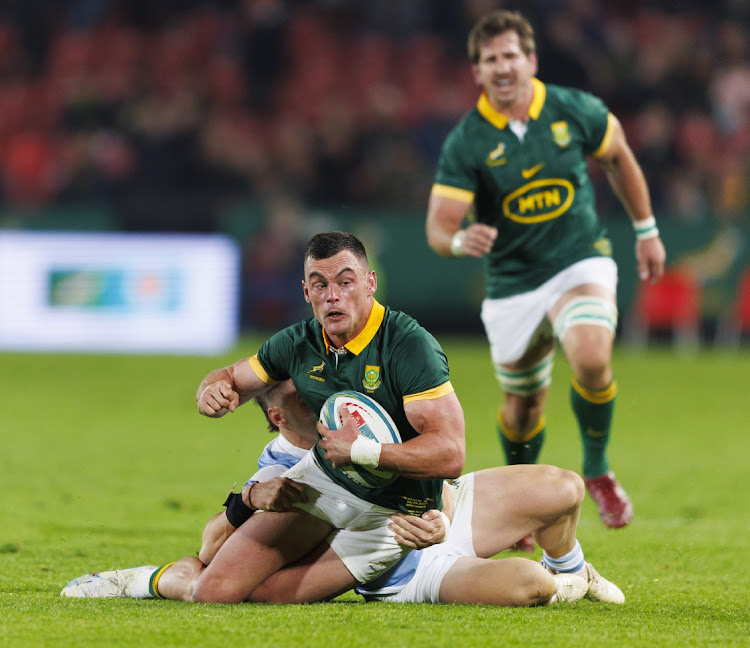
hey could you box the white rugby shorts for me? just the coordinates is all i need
[378,472,476,604]
[282,451,410,584]
[481,257,618,364]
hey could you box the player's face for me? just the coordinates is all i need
[472,31,537,112]
[303,250,377,347]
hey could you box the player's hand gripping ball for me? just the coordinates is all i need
[319,390,401,488]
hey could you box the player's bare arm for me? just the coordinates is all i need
[426,192,497,258]
[381,392,465,479]
[242,477,308,512]
[595,115,666,283]
[319,393,465,479]
[198,476,309,564]
[198,511,235,565]
[196,358,269,417]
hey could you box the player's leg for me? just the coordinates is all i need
[497,343,555,466]
[249,542,356,603]
[481,292,556,470]
[550,280,633,528]
[469,464,583,558]
[191,508,333,603]
[466,465,624,604]
[438,556,562,606]
[481,290,559,553]
[154,557,204,600]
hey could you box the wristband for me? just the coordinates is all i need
[450,230,466,257]
[438,511,451,543]
[223,484,257,528]
[350,436,382,468]
[633,216,659,241]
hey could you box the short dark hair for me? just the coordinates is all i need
[254,382,285,433]
[304,232,369,269]
[467,10,536,64]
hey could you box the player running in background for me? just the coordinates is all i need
[62,379,623,606]
[425,10,666,546]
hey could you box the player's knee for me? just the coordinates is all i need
[514,560,556,606]
[191,573,246,604]
[575,353,611,385]
[559,468,585,510]
[542,465,584,512]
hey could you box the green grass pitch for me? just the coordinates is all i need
[1,337,749,647]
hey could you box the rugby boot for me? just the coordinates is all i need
[584,471,633,528]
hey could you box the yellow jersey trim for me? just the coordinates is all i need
[248,355,274,384]
[431,183,475,203]
[322,299,386,356]
[571,377,618,404]
[476,78,546,130]
[593,113,616,158]
[403,380,454,404]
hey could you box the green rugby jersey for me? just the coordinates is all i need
[434,78,615,298]
[249,300,454,515]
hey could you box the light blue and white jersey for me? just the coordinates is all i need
[353,550,423,599]
[246,433,424,599]
[243,435,310,487]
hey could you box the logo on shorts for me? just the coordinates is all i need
[362,365,382,392]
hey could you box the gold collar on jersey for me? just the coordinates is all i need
[321,299,385,356]
[477,77,546,130]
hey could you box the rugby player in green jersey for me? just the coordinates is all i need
[63,379,624,606]
[187,231,465,603]
[426,10,666,544]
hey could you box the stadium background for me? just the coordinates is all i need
[2,3,750,646]
[0,0,748,345]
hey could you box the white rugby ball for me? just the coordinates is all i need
[319,390,401,488]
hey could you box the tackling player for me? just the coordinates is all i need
[63,379,624,606]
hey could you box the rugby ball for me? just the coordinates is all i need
[319,390,401,488]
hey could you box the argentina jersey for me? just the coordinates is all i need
[244,435,309,486]
[354,550,423,600]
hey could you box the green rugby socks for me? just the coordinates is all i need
[498,411,546,465]
[570,378,616,478]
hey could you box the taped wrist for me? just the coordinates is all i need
[450,230,466,257]
[633,215,659,241]
[350,436,382,468]
[438,511,451,543]
[223,487,257,528]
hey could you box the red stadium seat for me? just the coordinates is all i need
[716,267,750,345]
[628,268,701,348]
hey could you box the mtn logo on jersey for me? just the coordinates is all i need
[503,179,574,224]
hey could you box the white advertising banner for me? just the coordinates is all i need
[0,231,240,354]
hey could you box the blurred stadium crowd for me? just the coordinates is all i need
[0,0,748,336]
[0,0,747,226]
